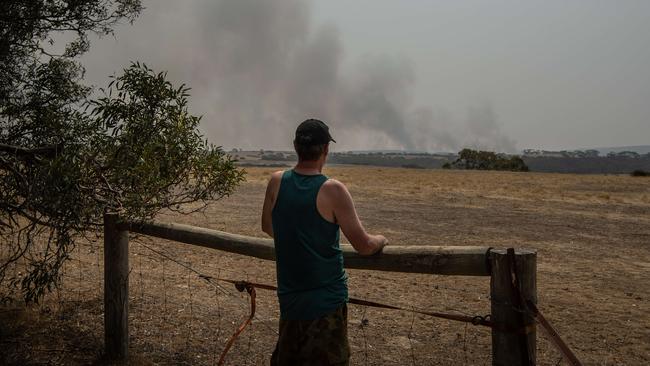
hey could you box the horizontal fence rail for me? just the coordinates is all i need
[126,220,493,276]
[104,213,538,365]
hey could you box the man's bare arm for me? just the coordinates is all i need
[261,171,283,237]
[327,180,388,255]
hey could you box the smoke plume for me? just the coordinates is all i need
[84,0,517,152]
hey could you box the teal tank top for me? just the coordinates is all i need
[272,169,348,320]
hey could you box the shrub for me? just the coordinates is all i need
[447,149,529,172]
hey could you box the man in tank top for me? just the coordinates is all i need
[262,119,388,365]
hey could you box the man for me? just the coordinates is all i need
[261,119,388,366]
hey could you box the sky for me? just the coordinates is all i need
[77,0,650,152]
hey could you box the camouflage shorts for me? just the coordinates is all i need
[270,304,350,366]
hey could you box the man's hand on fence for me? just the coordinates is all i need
[369,234,388,255]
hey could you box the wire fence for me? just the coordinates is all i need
[0,233,578,366]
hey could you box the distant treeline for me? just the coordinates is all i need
[259,151,452,169]
[261,152,296,161]
[523,156,650,174]
[247,149,650,174]
[328,153,450,169]
[523,149,650,159]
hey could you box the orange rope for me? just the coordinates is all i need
[217,283,256,366]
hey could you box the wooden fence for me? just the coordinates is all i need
[103,213,537,365]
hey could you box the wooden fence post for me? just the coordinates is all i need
[490,248,537,366]
[104,212,129,360]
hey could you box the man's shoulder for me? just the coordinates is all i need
[265,170,285,190]
[321,178,347,195]
[270,170,284,179]
[268,170,284,182]
[322,177,344,187]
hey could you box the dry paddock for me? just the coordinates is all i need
[1,166,649,365]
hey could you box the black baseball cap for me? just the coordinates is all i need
[294,119,336,145]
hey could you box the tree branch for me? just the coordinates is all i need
[0,143,62,158]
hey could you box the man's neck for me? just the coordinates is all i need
[294,159,323,175]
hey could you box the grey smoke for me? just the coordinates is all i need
[81,0,518,153]
[465,103,517,152]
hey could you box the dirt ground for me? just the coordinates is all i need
[1,166,649,365]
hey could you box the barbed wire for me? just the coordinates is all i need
[3,237,583,366]
[135,238,281,338]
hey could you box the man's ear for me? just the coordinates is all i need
[324,143,330,156]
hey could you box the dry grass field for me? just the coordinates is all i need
[1,166,649,365]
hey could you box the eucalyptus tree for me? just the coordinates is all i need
[0,1,244,302]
